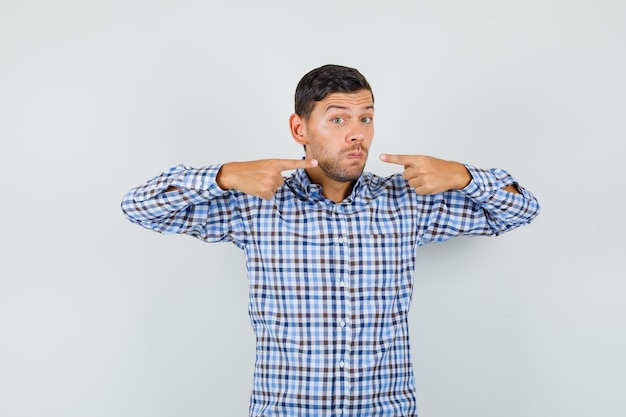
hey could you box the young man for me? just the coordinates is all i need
[121,64,540,417]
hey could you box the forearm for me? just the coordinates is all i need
[121,164,227,233]
[460,165,540,232]
[416,164,539,245]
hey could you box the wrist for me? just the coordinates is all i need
[216,163,233,190]
[454,162,472,190]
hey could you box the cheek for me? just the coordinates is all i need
[319,123,342,137]
[363,129,374,148]
[311,126,345,146]
[364,129,375,146]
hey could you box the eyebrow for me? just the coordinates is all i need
[324,104,375,113]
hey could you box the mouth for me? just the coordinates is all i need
[346,152,365,160]
[344,148,367,160]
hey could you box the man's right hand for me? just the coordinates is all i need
[217,158,318,200]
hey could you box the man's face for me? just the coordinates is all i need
[300,90,375,183]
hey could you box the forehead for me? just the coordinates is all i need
[315,90,374,113]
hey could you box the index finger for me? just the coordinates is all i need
[379,153,413,166]
[274,158,318,172]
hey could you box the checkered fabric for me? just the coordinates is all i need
[121,164,540,417]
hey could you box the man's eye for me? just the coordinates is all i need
[332,117,345,124]
[362,116,373,123]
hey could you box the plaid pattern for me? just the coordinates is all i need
[122,164,540,417]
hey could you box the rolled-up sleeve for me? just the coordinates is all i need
[416,165,540,245]
[121,164,248,247]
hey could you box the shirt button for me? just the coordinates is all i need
[337,236,344,245]
[339,360,345,368]
[337,409,344,416]
[339,280,346,287]
[339,320,346,327]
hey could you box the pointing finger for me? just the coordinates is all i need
[275,158,318,172]
[379,154,412,166]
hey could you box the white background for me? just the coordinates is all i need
[1,1,625,416]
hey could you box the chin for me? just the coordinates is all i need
[342,167,366,182]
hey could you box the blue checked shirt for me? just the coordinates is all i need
[121,164,540,417]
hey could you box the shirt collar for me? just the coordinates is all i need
[285,168,388,209]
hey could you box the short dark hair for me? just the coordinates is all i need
[294,64,373,120]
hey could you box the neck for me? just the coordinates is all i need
[305,167,356,203]
[322,181,356,203]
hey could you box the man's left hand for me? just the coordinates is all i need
[380,153,472,194]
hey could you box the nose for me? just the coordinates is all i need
[346,120,365,142]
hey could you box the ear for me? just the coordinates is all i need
[289,113,308,146]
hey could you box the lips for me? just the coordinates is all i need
[344,147,367,159]
[346,152,365,159]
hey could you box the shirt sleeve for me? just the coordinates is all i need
[416,164,541,246]
[120,164,248,248]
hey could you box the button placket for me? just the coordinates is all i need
[331,205,352,414]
